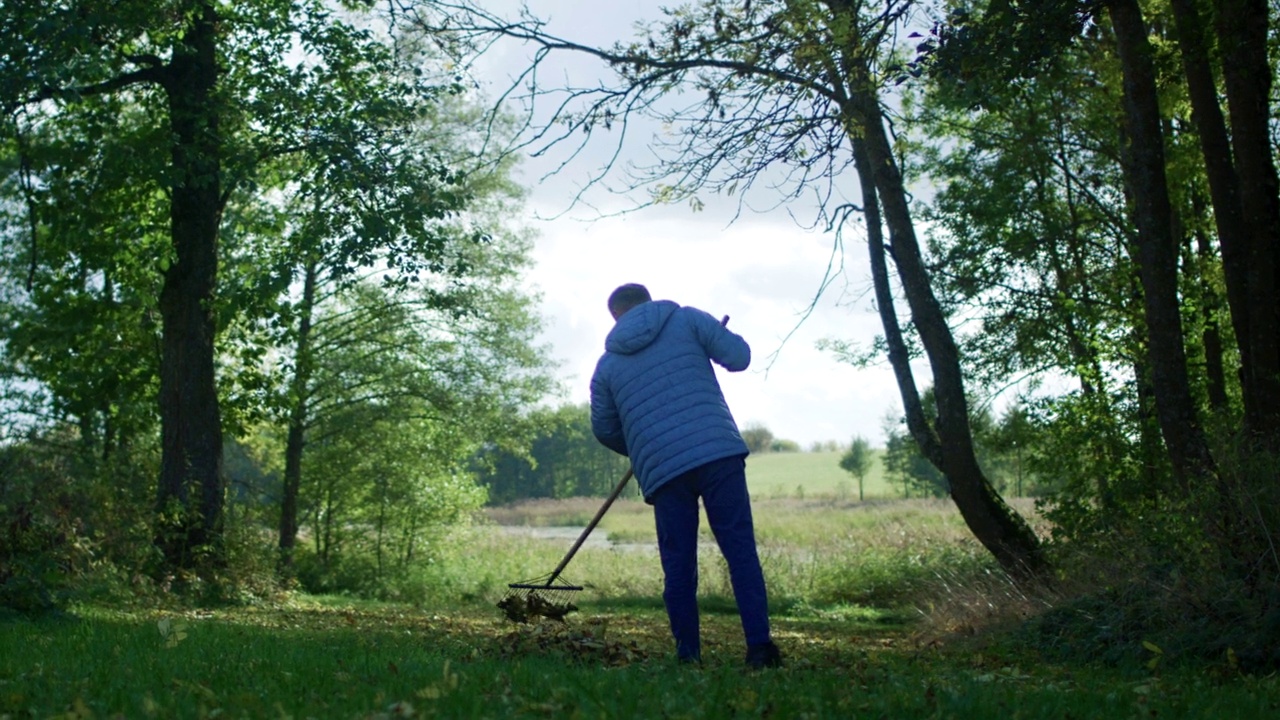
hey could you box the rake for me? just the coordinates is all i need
[499,315,728,623]
[498,466,634,623]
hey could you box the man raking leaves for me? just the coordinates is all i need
[589,284,783,669]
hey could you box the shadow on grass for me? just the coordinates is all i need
[578,592,916,634]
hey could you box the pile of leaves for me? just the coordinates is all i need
[496,592,577,623]
[493,620,651,667]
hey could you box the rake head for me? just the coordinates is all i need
[500,574,582,623]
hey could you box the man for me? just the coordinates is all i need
[589,283,782,669]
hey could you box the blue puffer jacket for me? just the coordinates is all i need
[590,300,751,501]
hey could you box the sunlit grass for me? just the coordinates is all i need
[467,496,1040,616]
[3,493,1278,718]
[3,599,1277,719]
[745,449,894,499]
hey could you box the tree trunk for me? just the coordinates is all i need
[101,271,118,463]
[1040,144,1103,396]
[1169,0,1251,414]
[847,89,1045,576]
[1107,0,1216,489]
[154,2,225,571]
[375,483,387,581]
[278,257,319,572]
[850,137,942,469]
[818,0,1044,575]
[1193,218,1230,411]
[1215,0,1280,443]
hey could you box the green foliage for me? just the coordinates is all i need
[277,275,545,595]
[0,430,160,611]
[839,435,874,500]
[1043,434,1280,670]
[768,438,801,453]
[1,0,557,595]
[930,0,1100,108]
[474,404,632,505]
[739,422,775,454]
[882,420,949,499]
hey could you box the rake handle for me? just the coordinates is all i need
[541,315,731,589]
[543,466,634,587]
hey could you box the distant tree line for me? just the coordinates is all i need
[740,422,809,454]
[473,405,633,505]
[875,392,1038,500]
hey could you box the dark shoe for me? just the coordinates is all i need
[678,654,702,666]
[745,641,783,669]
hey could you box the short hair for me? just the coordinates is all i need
[607,283,652,316]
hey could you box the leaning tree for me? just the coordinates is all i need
[403,0,1045,576]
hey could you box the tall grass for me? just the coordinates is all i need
[471,496,1033,616]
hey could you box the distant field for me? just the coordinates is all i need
[746,449,896,500]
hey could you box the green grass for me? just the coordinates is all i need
[4,496,1277,718]
[2,601,1277,719]
[746,450,894,499]
[477,497,1046,611]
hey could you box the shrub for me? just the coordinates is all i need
[1028,433,1280,672]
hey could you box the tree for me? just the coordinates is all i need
[1105,0,1216,491]
[284,276,549,590]
[984,405,1036,498]
[4,0,231,568]
[924,1,1280,577]
[740,423,776,455]
[411,0,1045,576]
[473,404,632,505]
[2,0,473,572]
[838,435,873,501]
[880,413,947,499]
[268,89,552,570]
[912,15,1163,509]
[1213,0,1280,443]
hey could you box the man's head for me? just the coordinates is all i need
[608,283,652,320]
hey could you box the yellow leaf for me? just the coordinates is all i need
[386,701,416,718]
[1142,641,1162,654]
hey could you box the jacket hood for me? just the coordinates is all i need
[605,300,679,355]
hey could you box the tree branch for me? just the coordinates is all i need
[5,66,168,115]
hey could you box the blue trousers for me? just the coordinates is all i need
[651,454,771,660]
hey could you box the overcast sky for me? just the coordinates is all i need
[471,1,906,447]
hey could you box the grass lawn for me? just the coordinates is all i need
[5,495,1276,719]
[2,599,1276,719]
[746,450,893,499]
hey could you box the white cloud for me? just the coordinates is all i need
[479,0,906,446]
[522,205,902,447]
